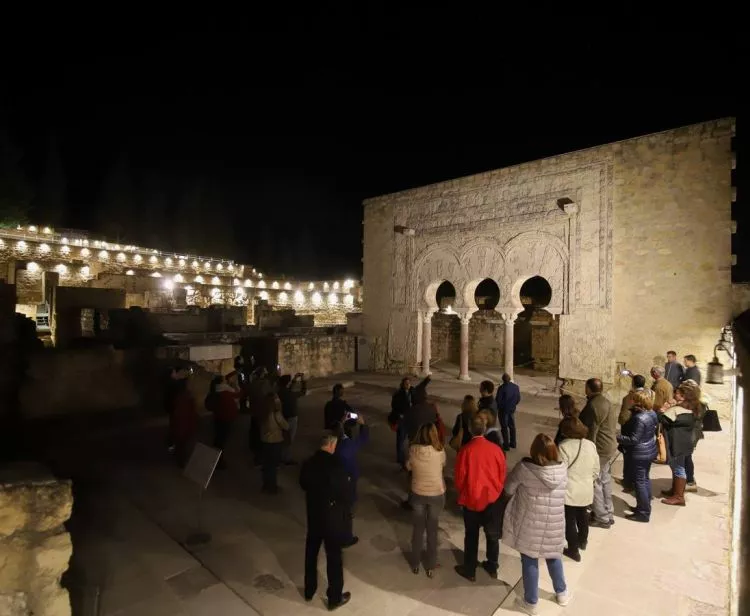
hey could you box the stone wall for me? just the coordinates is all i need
[0,463,73,616]
[276,334,355,377]
[363,118,734,384]
[468,310,505,365]
[430,313,460,364]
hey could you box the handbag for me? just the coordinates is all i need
[654,423,668,464]
[702,409,722,432]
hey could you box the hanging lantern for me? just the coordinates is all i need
[706,355,724,384]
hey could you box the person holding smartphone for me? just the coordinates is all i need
[335,413,369,548]
[324,384,355,431]
[279,372,307,465]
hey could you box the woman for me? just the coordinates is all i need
[554,394,579,445]
[683,379,706,492]
[503,434,569,614]
[259,392,289,494]
[406,423,447,578]
[557,416,599,561]
[213,373,241,469]
[450,395,478,450]
[658,381,699,506]
[617,390,658,522]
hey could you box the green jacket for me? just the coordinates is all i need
[579,393,617,458]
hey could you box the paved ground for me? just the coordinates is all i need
[50,371,731,616]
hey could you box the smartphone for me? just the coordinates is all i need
[347,412,359,420]
[620,369,632,377]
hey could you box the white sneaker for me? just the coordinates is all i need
[514,596,539,615]
[557,590,571,606]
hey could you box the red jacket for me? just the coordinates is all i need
[171,391,198,441]
[215,385,240,422]
[455,436,507,511]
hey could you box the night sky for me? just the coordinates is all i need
[0,10,740,280]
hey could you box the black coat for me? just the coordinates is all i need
[404,402,439,441]
[324,398,353,431]
[299,450,352,539]
[659,409,696,458]
[617,408,658,461]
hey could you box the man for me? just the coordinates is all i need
[618,374,649,427]
[496,373,521,451]
[248,367,272,466]
[664,350,684,392]
[579,378,617,529]
[335,414,369,547]
[300,432,352,610]
[478,380,499,423]
[683,355,701,385]
[278,372,307,465]
[618,374,651,492]
[651,366,674,411]
[324,384,355,431]
[454,415,507,582]
[389,375,431,470]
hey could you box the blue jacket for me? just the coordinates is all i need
[336,425,370,485]
[496,382,521,415]
[617,408,658,461]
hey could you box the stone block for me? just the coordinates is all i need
[0,481,72,537]
[33,533,72,577]
[0,592,28,616]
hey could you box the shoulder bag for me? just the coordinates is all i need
[654,423,668,464]
[566,440,583,470]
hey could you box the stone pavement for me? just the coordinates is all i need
[57,378,730,616]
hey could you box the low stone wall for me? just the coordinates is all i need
[0,463,73,616]
[431,313,460,364]
[276,334,355,377]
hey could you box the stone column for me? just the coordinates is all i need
[421,310,434,376]
[502,312,517,380]
[459,312,471,381]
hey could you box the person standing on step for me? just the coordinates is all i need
[300,432,352,611]
[683,355,702,385]
[579,378,617,529]
[496,373,521,451]
[664,350,685,392]
[454,415,507,582]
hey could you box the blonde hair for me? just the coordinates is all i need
[478,408,496,428]
[414,423,444,452]
[461,395,478,415]
[631,390,654,410]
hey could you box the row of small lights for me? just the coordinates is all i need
[6,240,357,291]
[23,261,357,299]
[10,225,239,270]
[183,285,355,307]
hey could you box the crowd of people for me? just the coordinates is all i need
[164,349,712,613]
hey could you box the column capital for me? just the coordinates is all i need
[500,312,518,324]
[458,312,472,325]
[421,309,436,324]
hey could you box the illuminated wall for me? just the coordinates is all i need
[0,226,361,327]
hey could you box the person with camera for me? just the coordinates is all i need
[335,412,369,548]
[324,384,355,431]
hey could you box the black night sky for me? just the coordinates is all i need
[0,9,741,280]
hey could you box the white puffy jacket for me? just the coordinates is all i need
[503,460,567,559]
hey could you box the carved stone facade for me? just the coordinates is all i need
[363,119,734,383]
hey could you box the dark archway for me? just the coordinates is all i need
[514,276,558,373]
[431,281,459,365]
[435,280,457,312]
[474,278,500,310]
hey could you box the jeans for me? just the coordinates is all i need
[592,454,614,523]
[462,496,502,575]
[304,532,343,604]
[500,411,516,448]
[521,554,566,605]
[622,454,633,489]
[564,505,588,554]
[396,422,408,467]
[685,453,695,483]
[262,442,283,490]
[409,493,445,570]
[669,454,687,479]
[282,416,298,463]
[631,457,652,519]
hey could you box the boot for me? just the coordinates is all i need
[661,477,675,497]
[661,477,686,506]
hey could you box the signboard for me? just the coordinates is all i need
[183,443,221,490]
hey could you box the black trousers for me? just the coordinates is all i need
[564,504,589,554]
[463,496,502,575]
[248,418,262,464]
[304,531,343,604]
[500,411,516,449]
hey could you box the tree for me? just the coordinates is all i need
[96,153,136,241]
[0,128,33,227]
[33,135,66,227]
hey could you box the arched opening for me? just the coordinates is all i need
[514,276,558,374]
[431,281,460,367]
[474,278,500,310]
[469,278,504,367]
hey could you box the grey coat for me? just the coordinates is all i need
[502,459,567,559]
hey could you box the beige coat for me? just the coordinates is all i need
[407,445,446,496]
[652,377,673,411]
[558,438,600,507]
[619,388,653,426]
[261,409,289,444]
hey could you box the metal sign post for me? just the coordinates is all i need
[182,442,222,546]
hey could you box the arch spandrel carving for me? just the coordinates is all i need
[413,244,468,311]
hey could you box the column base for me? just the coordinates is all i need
[458,374,471,381]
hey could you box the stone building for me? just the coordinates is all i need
[0,227,362,343]
[362,118,735,386]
